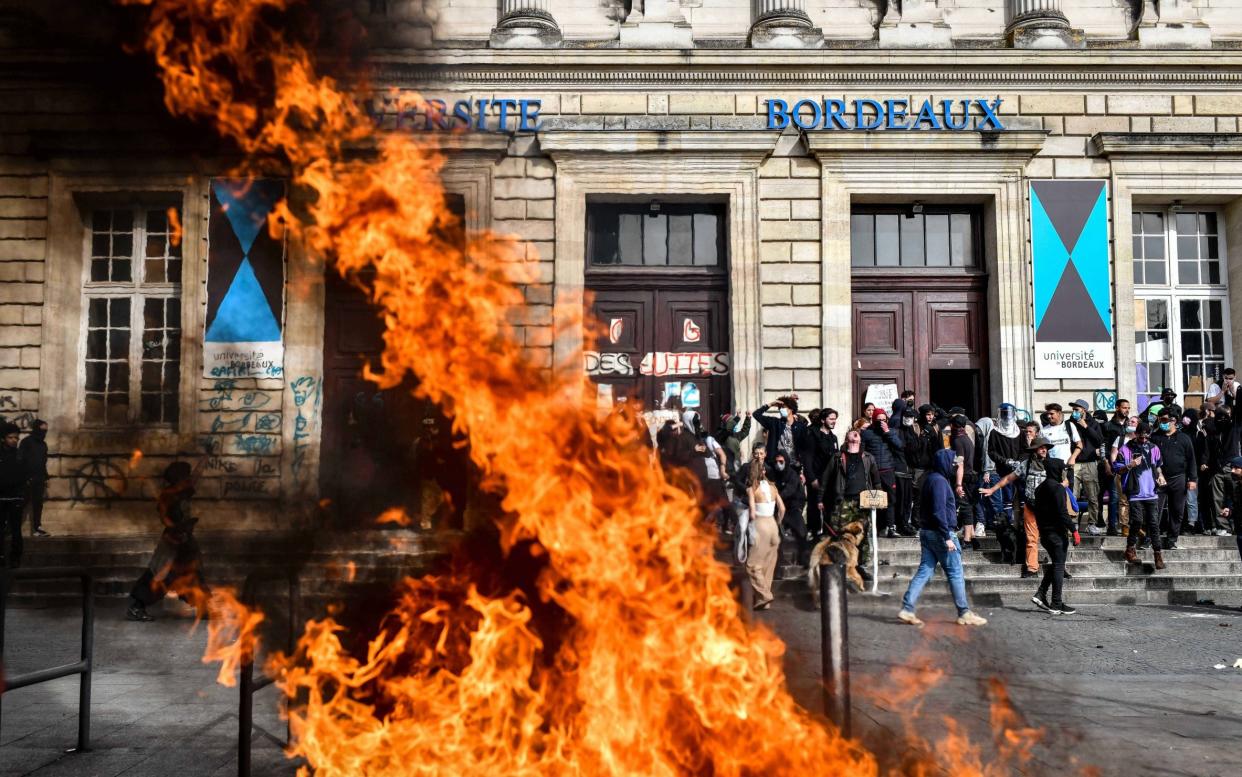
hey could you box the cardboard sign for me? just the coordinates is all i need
[863,383,899,411]
[859,490,889,509]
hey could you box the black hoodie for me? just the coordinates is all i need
[1033,459,1075,535]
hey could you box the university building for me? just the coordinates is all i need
[3,0,1242,535]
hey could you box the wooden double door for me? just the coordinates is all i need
[587,281,731,432]
[851,274,989,419]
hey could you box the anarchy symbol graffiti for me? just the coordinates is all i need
[70,457,129,503]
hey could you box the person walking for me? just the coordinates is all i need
[982,435,1055,579]
[1030,457,1080,615]
[126,458,210,621]
[818,429,881,586]
[1115,423,1166,570]
[0,423,25,569]
[745,453,784,611]
[1151,409,1196,550]
[896,448,988,627]
[18,419,50,538]
[1067,399,1105,535]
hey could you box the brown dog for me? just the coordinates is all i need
[807,520,866,602]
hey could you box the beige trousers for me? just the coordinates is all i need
[745,515,781,606]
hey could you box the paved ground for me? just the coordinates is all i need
[3,593,1241,776]
[763,579,1242,777]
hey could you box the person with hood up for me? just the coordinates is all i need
[1114,422,1166,570]
[892,406,920,537]
[897,448,988,627]
[818,429,881,585]
[1031,458,1080,615]
[18,419,50,537]
[768,450,809,565]
[1103,399,1133,535]
[0,423,25,568]
[984,404,1023,562]
[1151,409,1196,550]
[716,411,752,479]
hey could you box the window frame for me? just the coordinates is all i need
[849,204,985,271]
[1132,205,1231,411]
[80,204,184,428]
[42,174,204,455]
[584,200,729,276]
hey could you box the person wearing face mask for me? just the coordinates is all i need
[18,419,50,537]
[768,451,809,565]
[1115,422,1166,569]
[982,405,1022,563]
[1203,406,1239,537]
[818,429,881,585]
[892,407,920,537]
[1067,399,1105,536]
[982,435,1055,579]
[1151,410,1196,551]
[1102,399,1132,536]
[1108,415,1140,537]
[804,408,839,540]
[752,396,808,470]
[860,409,904,538]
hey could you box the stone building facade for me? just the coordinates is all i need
[3,0,1242,535]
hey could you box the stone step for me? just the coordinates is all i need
[880,561,1242,578]
[877,548,1242,563]
[875,534,1236,550]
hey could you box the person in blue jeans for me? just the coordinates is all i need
[898,448,988,627]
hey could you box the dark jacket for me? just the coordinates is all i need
[768,461,806,509]
[987,429,1023,470]
[804,426,838,486]
[819,450,880,509]
[1033,459,1075,535]
[912,422,941,470]
[18,433,48,482]
[751,406,809,467]
[1152,428,1197,483]
[919,448,958,540]
[1104,416,1128,461]
[860,424,899,471]
[0,445,27,499]
[1205,415,1242,472]
[1071,418,1105,464]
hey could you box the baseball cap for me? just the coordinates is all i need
[1230,456,1242,470]
[1070,398,1090,411]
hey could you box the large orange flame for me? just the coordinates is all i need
[123,1,1064,774]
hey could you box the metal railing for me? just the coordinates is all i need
[237,568,299,777]
[0,568,95,754]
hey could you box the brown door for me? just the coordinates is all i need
[851,277,989,419]
[588,287,731,431]
[319,195,471,527]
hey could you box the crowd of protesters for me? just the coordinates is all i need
[653,371,1242,621]
[0,418,51,570]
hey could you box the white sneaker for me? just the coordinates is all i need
[1087,525,1103,536]
[956,611,988,626]
[897,610,924,627]
[974,522,986,537]
[1215,528,1232,537]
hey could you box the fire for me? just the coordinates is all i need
[128,448,143,469]
[121,1,1063,775]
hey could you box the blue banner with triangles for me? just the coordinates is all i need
[1030,180,1114,379]
[204,179,286,379]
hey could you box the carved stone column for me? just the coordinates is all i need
[1136,0,1211,49]
[749,0,824,49]
[619,0,695,48]
[879,0,952,49]
[490,0,563,48]
[1006,0,1083,49]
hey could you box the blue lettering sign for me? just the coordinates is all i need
[763,97,1005,132]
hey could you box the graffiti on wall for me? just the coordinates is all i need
[69,457,128,503]
[289,374,322,485]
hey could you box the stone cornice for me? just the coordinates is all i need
[367,49,1242,90]
[540,130,780,155]
[807,130,1048,156]
[1090,133,1242,156]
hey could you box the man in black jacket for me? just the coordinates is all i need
[768,451,809,564]
[752,396,809,469]
[19,419,49,538]
[1152,410,1197,550]
[803,408,838,539]
[1030,458,1080,615]
[1204,406,1239,536]
[1068,399,1106,535]
[1102,399,1131,535]
[0,423,26,568]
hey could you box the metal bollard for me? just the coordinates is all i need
[819,557,850,738]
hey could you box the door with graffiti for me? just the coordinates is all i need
[584,200,731,435]
[319,195,472,528]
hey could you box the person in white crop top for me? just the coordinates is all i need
[746,456,785,609]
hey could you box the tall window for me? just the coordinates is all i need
[1132,207,1230,411]
[850,206,981,268]
[83,205,182,426]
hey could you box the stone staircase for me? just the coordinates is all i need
[780,533,1242,606]
[2,531,456,608]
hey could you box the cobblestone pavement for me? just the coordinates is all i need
[761,582,1242,777]
[3,595,1241,776]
